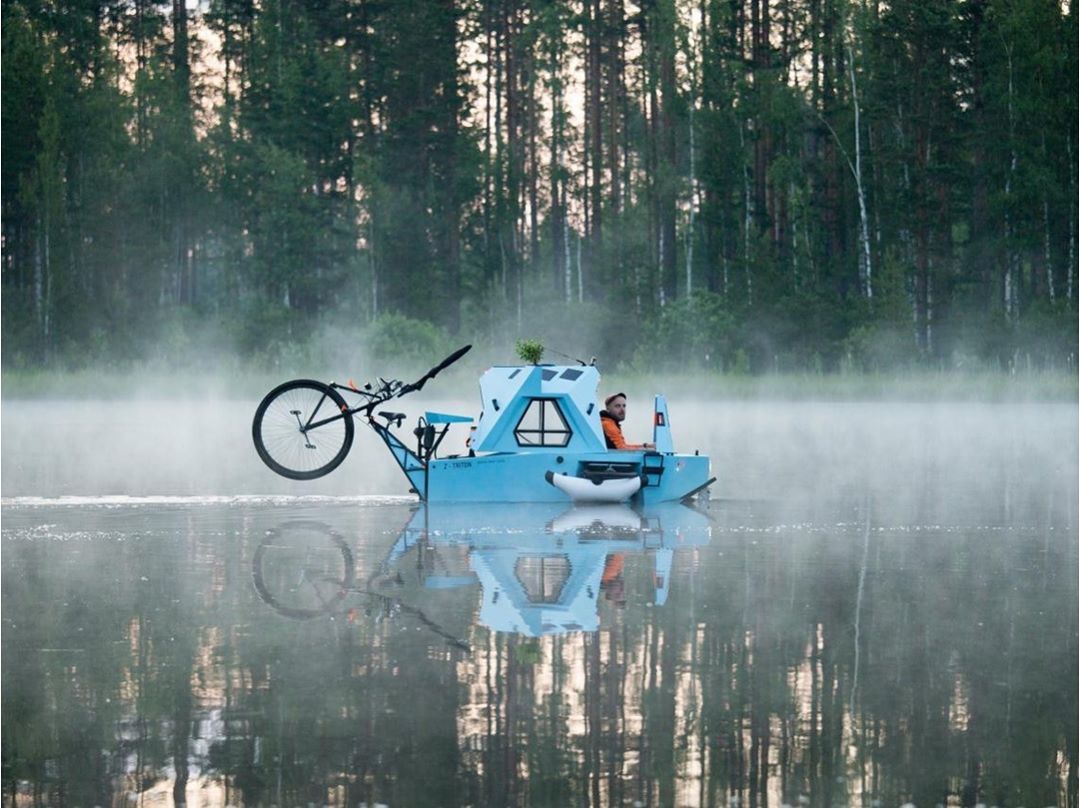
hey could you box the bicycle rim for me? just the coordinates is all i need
[254,380,354,480]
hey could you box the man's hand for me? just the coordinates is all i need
[644,442,656,450]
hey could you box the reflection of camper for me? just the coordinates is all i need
[383,503,712,636]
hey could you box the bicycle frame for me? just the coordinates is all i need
[298,358,466,499]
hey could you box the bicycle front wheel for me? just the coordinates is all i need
[253,380,355,480]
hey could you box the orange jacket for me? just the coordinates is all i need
[600,412,644,450]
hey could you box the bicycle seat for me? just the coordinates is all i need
[378,411,406,427]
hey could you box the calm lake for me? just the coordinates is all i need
[2,398,1077,806]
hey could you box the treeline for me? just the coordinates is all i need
[2,0,1077,372]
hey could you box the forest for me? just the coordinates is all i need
[2,0,1077,373]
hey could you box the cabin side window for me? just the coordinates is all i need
[514,398,572,447]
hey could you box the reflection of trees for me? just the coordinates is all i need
[2,519,203,804]
[2,500,1075,806]
[451,508,1077,806]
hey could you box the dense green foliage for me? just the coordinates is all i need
[516,338,545,364]
[2,0,1076,372]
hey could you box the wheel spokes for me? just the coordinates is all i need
[259,385,349,475]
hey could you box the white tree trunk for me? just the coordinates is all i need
[848,45,872,299]
[1044,198,1054,301]
[1004,45,1017,321]
[658,227,666,308]
[369,219,378,318]
[500,233,508,303]
[42,218,51,339]
[1068,137,1076,300]
[686,100,696,298]
[35,211,44,336]
[926,258,933,354]
[514,229,522,328]
[564,218,572,303]
[577,234,583,303]
[721,228,729,298]
[791,186,799,288]
[742,132,753,306]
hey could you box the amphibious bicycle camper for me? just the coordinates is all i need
[252,346,714,505]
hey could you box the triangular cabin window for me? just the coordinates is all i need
[514,398,572,447]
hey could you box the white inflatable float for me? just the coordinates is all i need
[544,470,643,504]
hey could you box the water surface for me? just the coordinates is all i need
[2,400,1076,806]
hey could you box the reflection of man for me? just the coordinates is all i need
[600,393,655,450]
[600,553,627,606]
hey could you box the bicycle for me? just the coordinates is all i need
[251,344,472,481]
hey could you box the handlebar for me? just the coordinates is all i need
[335,344,473,419]
[399,344,472,395]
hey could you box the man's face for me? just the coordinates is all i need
[608,396,627,422]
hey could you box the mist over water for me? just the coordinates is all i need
[3,395,1075,514]
[2,388,1077,805]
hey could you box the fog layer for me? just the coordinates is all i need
[3,397,1075,526]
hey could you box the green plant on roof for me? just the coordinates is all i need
[516,339,544,365]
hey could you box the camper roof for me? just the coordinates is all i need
[472,365,606,453]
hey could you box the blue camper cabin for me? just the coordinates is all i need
[396,364,713,504]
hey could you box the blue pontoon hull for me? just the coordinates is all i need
[421,450,712,504]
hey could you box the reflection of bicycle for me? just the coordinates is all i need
[251,345,471,480]
[251,521,355,620]
[251,518,471,650]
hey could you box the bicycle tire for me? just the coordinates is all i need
[253,379,355,480]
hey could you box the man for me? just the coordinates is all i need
[599,393,655,450]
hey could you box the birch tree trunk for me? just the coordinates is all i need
[42,217,51,341]
[564,218,572,303]
[1068,136,1076,301]
[1003,43,1017,321]
[847,44,872,299]
[741,122,753,306]
[550,21,566,300]
[577,233,584,303]
[370,219,377,318]
[34,212,44,335]
[588,0,603,257]
[686,97,696,298]
[1044,197,1054,301]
